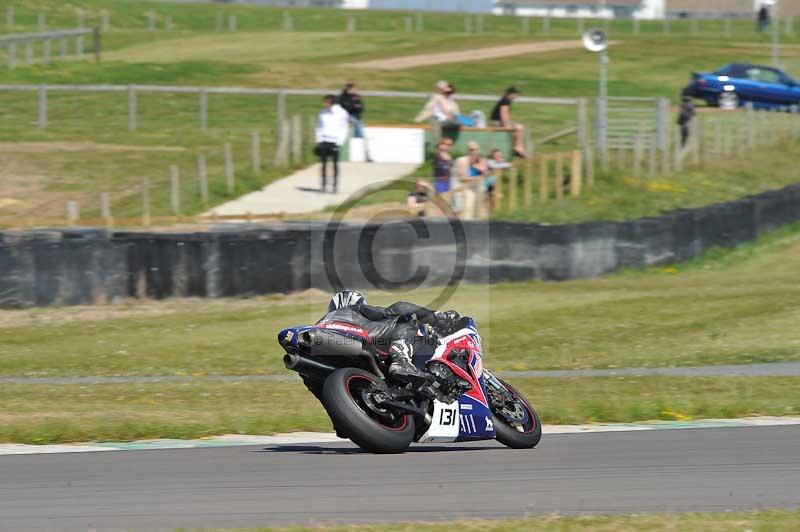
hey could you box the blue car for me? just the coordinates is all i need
[683,63,800,110]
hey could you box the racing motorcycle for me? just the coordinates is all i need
[278,317,541,454]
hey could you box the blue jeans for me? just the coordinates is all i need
[351,117,365,138]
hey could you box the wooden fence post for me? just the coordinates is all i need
[102,14,110,32]
[539,157,548,202]
[494,169,503,210]
[141,178,150,226]
[170,165,180,215]
[38,13,46,31]
[404,16,412,32]
[555,154,564,200]
[198,154,208,204]
[465,14,472,34]
[228,15,237,32]
[542,16,550,35]
[66,201,80,225]
[523,160,533,207]
[674,125,682,172]
[6,5,13,31]
[283,11,293,32]
[216,12,223,32]
[415,12,423,32]
[570,150,582,197]
[648,134,656,176]
[100,192,113,226]
[224,142,234,193]
[251,130,261,173]
[347,16,356,33]
[508,167,518,211]
[586,147,594,187]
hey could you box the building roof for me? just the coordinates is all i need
[497,0,643,6]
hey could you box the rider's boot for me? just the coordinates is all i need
[388,338,432,387]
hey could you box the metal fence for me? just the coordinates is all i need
[0,83,588,144]
[0,28,100,69]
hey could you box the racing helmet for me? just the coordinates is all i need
[327,290,365,312]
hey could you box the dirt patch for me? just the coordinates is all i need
[0,142,186,154]
[343,40,620,70]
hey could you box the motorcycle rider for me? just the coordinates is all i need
[319,290,463,384]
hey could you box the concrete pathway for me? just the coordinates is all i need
[209,162,419,216]
[5,362,800,386]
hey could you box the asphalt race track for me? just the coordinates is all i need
[2,426,799,531]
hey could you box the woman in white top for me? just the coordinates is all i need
[315,94,351,193]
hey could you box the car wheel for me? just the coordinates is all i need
[718,91,739,110]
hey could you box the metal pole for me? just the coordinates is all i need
[170,165,180,215]
[198,154,209,204]
[224,142,234,193]
[598,51,609,166]
[128,85,137,132]
[38,84,47,129]
[200,89,208,131]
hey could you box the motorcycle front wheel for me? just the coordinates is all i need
[490,378,542,449]
[322,367,415,454]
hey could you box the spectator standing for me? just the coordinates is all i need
[677,96,695,147]
[339,82,372,162]
[433,138,454,195]
[485,148,510,214]
[453,141,487,220]
[757,5,770,33]
[315,94,350,193]
[490,86,528,159]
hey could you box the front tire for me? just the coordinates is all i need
[490,379,542,449]
[718,91,739,110]
[322,368,415,454]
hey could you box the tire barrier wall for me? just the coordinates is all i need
[1,183,799,308]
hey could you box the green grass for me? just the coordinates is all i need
[1,1,800,222]
[2,376,800,444]
[1,222,798,378]
[195,509,800,532]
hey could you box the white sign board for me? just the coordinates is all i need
[349,127,425,164]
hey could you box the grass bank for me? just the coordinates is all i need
[1,222,798,377]
[2,376,799,444]
[2,1,800,222]
[199,509,800,531]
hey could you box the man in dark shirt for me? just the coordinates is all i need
[490,86,527,158]
[339,82,372,162]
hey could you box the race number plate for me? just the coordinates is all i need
[418,400,460,443]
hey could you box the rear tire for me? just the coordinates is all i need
[490,379,542,449]
[322,368,415,454]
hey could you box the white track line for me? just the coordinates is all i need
[2,417,800,457]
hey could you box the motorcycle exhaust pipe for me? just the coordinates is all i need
[283,353,337,377]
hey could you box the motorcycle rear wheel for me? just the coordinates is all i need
[490,379,542,449]
[322,367,415,454]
